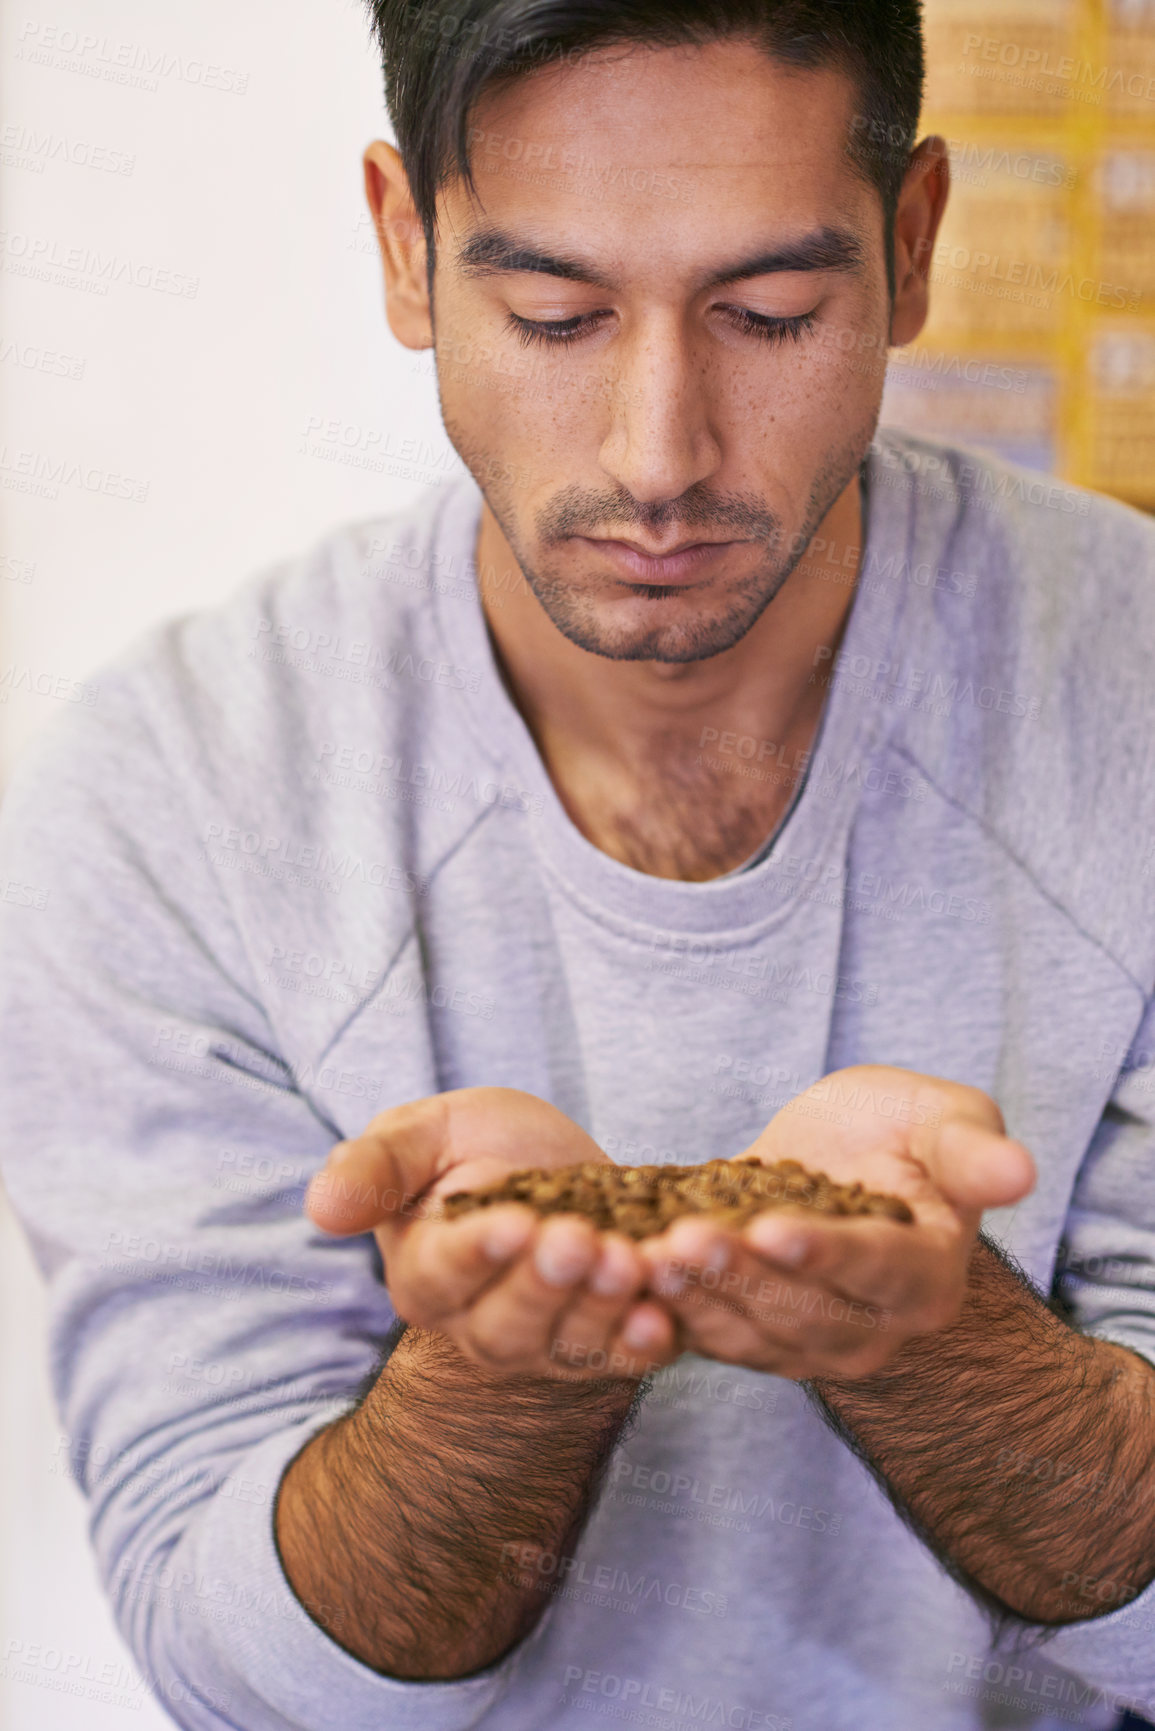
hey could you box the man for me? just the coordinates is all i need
[3,1,1155,1726]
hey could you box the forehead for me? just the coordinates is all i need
[443,38,872,270]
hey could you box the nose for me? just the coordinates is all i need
[597,312,723,507]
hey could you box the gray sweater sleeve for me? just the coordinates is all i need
[1002,995,1155,1705]
[0,674,537,1730]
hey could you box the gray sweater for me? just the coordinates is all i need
[2,428,1155,1731]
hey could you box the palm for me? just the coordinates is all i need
[374,1086,609,1247]
[739,1064,1005,1234]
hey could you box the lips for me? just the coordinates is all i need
[578,536,741,586]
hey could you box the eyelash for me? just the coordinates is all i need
[506,311,604,349]
[505,307,818,349]
[726,307,818,344]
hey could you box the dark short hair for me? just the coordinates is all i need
[366,0,924,295]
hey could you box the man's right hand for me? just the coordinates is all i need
[305,1087,677,1382]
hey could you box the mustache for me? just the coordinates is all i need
[536,483,780,545]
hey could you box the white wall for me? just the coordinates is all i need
[0,1,451,1723]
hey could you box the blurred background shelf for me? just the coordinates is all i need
[881,0,1155,511]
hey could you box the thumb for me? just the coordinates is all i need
[305,1086,603,1237]
[306,1094,448,1236]
[931,1117,1036,1212]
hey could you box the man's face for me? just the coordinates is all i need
[431,37,895,663]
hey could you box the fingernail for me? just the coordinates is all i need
[590,1246,635,1297]
[702,1239,731,1276]
[650,1258,686,1298]
[534,1232,590,1287]
[751,1220,809,1266]
[484,1215,531,1261]
[622,1308,660,1350]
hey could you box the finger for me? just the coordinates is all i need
[458,1213,606,1369]
[655,1277,809,1374]
[709,1241,904,1351]
[387,1203,538,1323]
[929,1119,1036,1211]
[612,1300,682,1372]
[639,1221,916,1365]
[544,1232,643,1350]
[306,1095,451,1236]
[637,1223,814,1369]
[461,1219,680,1378]
[546,1300,682,1385]
[741,1212,963,1320]
[542,1233,654,1374]
[306,1086,607,1238]
[655,1257,903,1378]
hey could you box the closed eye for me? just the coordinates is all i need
[720,307,818,343]
[506,310,608,348]
[505,306,819,349]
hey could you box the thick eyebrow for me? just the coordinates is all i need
[455,224,865,292]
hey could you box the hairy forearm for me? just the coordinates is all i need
[810,1238,1155,1626]
[274,1326,643,1679]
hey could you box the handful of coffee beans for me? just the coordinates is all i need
[441,1155,913,1241]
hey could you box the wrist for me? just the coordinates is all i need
[384,1325,647,1408]
[810,1237,1011,1410]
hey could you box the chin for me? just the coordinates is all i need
[551,601,765,664]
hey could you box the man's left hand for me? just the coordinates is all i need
[635,1065,1036,1380]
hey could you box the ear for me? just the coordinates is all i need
[889,136,951,348]
[362,140,434,350]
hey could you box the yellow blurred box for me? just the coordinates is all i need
[912,0,1155,507]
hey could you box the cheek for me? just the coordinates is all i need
[729,353,876,470]
[713,309,887,437]
[441,352,602,476]
[804,303,891,401]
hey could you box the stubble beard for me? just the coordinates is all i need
[445,416,877,664]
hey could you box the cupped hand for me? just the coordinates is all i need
[305,1087,679,1381]
[631,1064,1036,1381]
